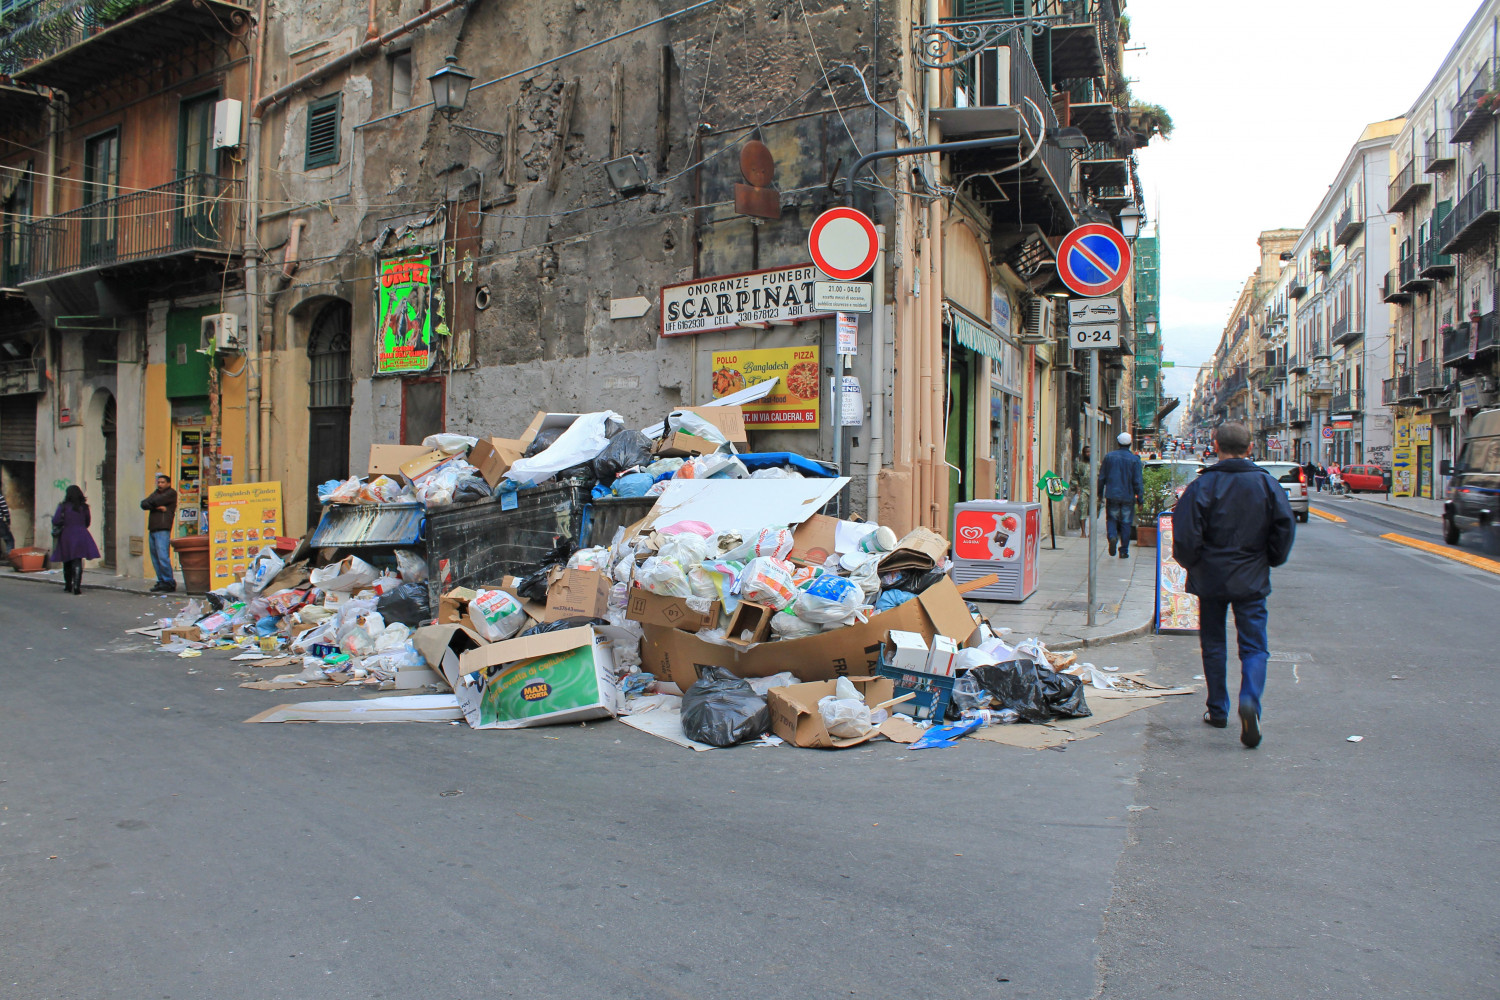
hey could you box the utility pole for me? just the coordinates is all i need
[1087,348,1101,627]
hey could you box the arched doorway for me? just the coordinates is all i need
[307,301,352,528]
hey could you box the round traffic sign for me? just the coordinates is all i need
[1057,224,1132,297]
[1322,427,1334,439]
[809,207,878,280]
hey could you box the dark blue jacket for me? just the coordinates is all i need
[1100,446,1144,503]
[1172,458,1295,601]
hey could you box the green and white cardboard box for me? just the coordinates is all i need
[454,624,630,729]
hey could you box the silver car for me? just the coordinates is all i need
[1255,461,1310,523]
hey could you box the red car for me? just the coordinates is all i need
[1340,464,1389,493]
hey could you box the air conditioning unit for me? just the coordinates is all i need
[202,313,242,353]
[213,98,242,149]
[1023,297,1055,344]
[1053,347,1074,371]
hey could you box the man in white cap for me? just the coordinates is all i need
[1099,431,1144,558]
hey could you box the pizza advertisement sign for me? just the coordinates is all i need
[376,255,435,374]
[709,346,821,428]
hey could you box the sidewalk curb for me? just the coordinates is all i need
[0,571,168,598]
[1345,495,1442,520]
[1045,613,1155,651]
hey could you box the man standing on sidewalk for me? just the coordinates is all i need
[1100,432,1143,559]
[1173,421,1295,748]
[0,486,12,558]
[140,474,177,592]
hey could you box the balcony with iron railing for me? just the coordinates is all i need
[1399,252,1428,292]
[1286,406,1309,426]
[1288,266,1308,300]
[1425,129,1456,173]
[1413,357,1448,392]
[1334,203,1362,246]
[1451,62,1496,143]
[1383,375,1415,406]
[1331,314,1361,347]
[1444,311,1500,366]
[12,173,243,284]
[1311,246,1332,272]
[1389,158,1430,213]
[1383,267,1410,302]
[0,0,249,91]
[1438,177,1500,255]
[1419,229,1455,278]
[1288,354,1308,374]
[1331,389,1364,414]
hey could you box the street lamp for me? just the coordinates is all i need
[1144,318,1157,337]
[1394,345,1407,373]
[1117,202,1143,240]
[1055,127,1089,150]
[428,55,475,119]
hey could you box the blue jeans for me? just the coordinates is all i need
[1198,596,1269,720]
[1105,501,1135,553]
[149,530,175,587]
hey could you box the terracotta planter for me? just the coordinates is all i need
[170,534,212,594]
[1135,524,1158,548]
[9,547,49,572]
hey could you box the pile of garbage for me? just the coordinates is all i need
[148,403,1119,749]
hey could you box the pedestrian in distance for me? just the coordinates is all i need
[141,473,178,592]
[1172,421,1295,748]
[0,486,12,559]
[1100,432,1144,559]
[51,485,100,596]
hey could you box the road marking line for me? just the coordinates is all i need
[1379,532,1500,575]
[1310,508,1345,522]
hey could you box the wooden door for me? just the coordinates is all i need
[306,302,352,528]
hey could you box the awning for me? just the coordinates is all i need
[949,308,1004,363]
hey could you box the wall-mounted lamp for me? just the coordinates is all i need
[1055,127,1089,150]
[1117,202,1144,240]
[428,56,474,119]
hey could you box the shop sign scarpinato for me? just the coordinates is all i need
[660,264,833,336]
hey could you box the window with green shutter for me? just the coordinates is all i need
[305,95,341,169]
[954,0,1025,17]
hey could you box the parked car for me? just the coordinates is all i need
[1340,464,1389,494]
[1440,408,1500,546]
[1255,461,1310,523]
[1144,460,1205,508]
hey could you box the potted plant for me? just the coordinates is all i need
[1135,465,1174,548]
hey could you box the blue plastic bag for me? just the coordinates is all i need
[909,718,983,750]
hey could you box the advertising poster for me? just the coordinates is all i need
[709,346,820,428]
[1156,511,1199,634]
[376,255,435,374]
[208,482,284,590]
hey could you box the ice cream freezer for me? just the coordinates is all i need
[949,500,1042,602]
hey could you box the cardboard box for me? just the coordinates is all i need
[394,665,449,690]
[516,411,581,452]
[925,635,959,677]
[412,622,488,690]
[638,575,976,692]
[439,587,478,625]
[467,437,525,488]
[453,624,630,729]
[625,588,721,632]
[724,601,772,645]
[368,444,433,476]
[767,676,896,748]
[887,630,930,671]
[160,625,201,645]
[654,406,749,457]
[879,526,949,573]
[788,514,840,566]
[543,569,612,622]
[398,448,452,484]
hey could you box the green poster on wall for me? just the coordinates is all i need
[376,255,434,374]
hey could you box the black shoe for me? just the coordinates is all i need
[1119,549,1130,559]
[1108,538,1117,556]
[1239,703,1262,748]
[149,582,167,592]
[1203,711,1227,729]
[72,585,82,595]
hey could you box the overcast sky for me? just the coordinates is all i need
[1126,0,1481,433]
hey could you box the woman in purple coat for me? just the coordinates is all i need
[51,485,100,595]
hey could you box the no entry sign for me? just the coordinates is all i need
[1057,224,1132,297]
[809,207,878,281]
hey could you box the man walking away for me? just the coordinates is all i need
[0,486,12,559]
[1100,432,1144,559]
[141,474,178,592]
[1173,422,1295,748]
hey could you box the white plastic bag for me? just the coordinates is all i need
[636,556,693,598]
[818,677,873,738]
[747,671,800,696]
[793,574,862,625]
[394,549,428,584]
[954,647,1001,673]
[507,411,624,486]
[667,410,730,446]
[242,547,285,595]
[422,432,478,455]
[567,546,613,572]
[309,555,379,593]
[172,599,205,629]
[657,531,709,566]
[469,588,526,641]
[723,526,795,562]
[738,556,798,610]
[771,609,822,640]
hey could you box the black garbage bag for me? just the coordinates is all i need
[513,537,578,601]
[376,582,432,627]
[520,616,608,636]
[556,462,597,487]
[969,658,1091,724]
[523,426,565,457]
[593,430,654,484]
[680,666,771,747]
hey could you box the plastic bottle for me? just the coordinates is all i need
[960,708,1020,727]
[857,525,899,554]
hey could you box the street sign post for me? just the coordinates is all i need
[814,281,873,313]
[1069,324,1120,349]
[1057,224,1132,298]
[809,207,878,281]
[1036,471,1069,549]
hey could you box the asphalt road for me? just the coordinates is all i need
[1,508,1495,999]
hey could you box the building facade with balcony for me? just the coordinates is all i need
[1286,119,1400,468]
[1384,0,1500,499]
[0,0,250,575]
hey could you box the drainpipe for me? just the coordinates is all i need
[242,0,469,481]
[866,224,885,521]
[281,218,308,281]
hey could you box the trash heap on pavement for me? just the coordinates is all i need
[147,403,1153,749]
